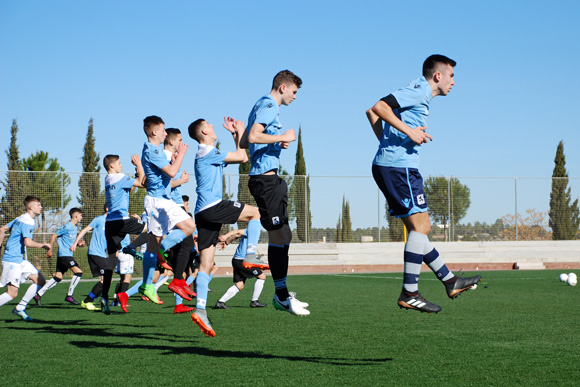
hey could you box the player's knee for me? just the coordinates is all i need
[236,282,244,290]
[250,206,260,220]
[37,274,46,287]
[6,285,18,298]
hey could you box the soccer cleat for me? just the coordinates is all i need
[117,292,129,313]
[250,300,267,308]
[397,291,442,314]
[273,294,310,316]
[139,284,159,304]
[141,295,150,301]
[122,246,144,260]
[81,301,99,311]
[289,291,309,308]
[445,275,482,299]
[12,308,33,322]
[242,253,270,270]
[191,309,216,337]
[174,304,195,314]
[168,279,192,301]
[157,249,173,271]
[33,294,42,307]
[100,298,111,315]
[157,295,164,305]
[213,301,228,309]
[183,282,196,297]
[64,296,80,305]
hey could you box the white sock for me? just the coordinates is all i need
[16,284,40,311]
[0,292,15,307]
[38,278,59,296]
[219,285,240,303]
[155,275,169,291]
[252,279,265,301]
[67,274,82,296]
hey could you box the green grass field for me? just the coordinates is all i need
[1,270,578,386]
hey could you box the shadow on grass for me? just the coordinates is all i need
[69,340,393,366]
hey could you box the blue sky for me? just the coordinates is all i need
[1,1,580,229]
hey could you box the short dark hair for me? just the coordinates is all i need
[165,128,181,145]
[103,154,119,171]
[24,195,40,208]
[69,207,82,217]
[144,115,165,136]
[182,195,189,203]
[188,119,206,143]
[422,55,456,78]
[272,70,302,91]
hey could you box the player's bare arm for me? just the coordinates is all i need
[371,100,432,145]
[131,153,147,188]
[366,107,384,140]
[161,141,188,178]
[0,224,7,248]
[171,170,189,188]
[224,117,249,164]
[71,225,92,252]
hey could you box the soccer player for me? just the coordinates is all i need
[187,116,264,336]
[366,54,481,313]
[36,207,84,305]
[0,196,51,321]
[213,229,267,310]
[140,115,196,305]
[240,70,310,316]
[101,153,147,314]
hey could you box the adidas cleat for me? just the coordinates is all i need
[273,294,310,316]
[81,301,99,311]
[242,253,269,270]
[397,291,441,314]
[12,308,33,322]
[191,309,216,337]
[445,275,482,299]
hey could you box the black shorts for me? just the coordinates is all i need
[56,256,80,274]
[87,254,108,277]
[372,164,428,218]
[105,218,146,256]
[195,200,245,252]
[232,258,262,283]
[248,174,288,231]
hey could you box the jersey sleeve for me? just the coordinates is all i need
[56,225,67,237]
[207,149,227,166]
[254,102,277,127]
[391,86,426,110]
[120,175,136,189]
[148,146,170,170]
[21,223,34,240]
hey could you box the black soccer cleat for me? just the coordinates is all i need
[398,291,442,314]
[64,296,80,305]
[213,301,228,310]
[250,300,267,308]
[445,275,482,299]
[33,295,42,307]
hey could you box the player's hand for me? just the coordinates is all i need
[282,129,296,143]
[280,141,290,149]
[408,126,432,145]
[181,170,190,183]
[176,141,189,155]
[45,247,52,257]
[70,243,77,252]
[78,239,86,247]
[131,153,141,166]
[233,119,245,134]
[223,116,235,133]
[216,241,226,251]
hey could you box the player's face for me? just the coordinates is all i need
[437,64,455,96]
[173,133,183,148]
[154,123,167,142]
[29,201,42,216]
[112,159,123,174]
[202,121,217,141]
[281,83,299,106]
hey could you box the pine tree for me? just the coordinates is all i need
[78,118,105,221]
[0,119,26,221]
[290,127,311,242]
[549,141,580,239]
[341,195,353,242]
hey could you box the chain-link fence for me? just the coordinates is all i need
[2,171,580,273]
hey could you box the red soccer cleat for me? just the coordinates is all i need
[174,304,195,314]
[118,292,129,313]
[168,279,192,301]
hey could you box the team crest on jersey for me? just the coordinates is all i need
[417,194,425,205]
[154,149,159,154]
[402,198,411,207]
[234,202,241,208]
[272,216,280,225]
[414,84,420,89]
[267,103,273,108]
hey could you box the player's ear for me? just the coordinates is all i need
[279,83,287,94]
[433,72,441,82]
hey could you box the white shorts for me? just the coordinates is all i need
[0,260,39,288]
[116,252,134,275]
[143,195,190,237]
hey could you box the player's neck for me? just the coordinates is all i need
[26,209,37,219]
[270,91,283,106]
[148,136,163,146]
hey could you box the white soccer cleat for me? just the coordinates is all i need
[273,294,310,316]
[289,291,309,308]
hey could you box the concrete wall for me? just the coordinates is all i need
[213,241,580,275]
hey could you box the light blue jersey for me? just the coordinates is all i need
[142,142,171,199]
[373,76,432,169]
[247,95,282,175]
[105,173,135,221]
[233,230,248,260]
[56,221,78,257]
[87,214,107,257]
[120,234,131,249]
[194,144,227,214]
[2,213,35,264]
[164,149,184,205]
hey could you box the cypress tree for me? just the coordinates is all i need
[78,118,105,221]
[341,195,353,242]
[336,214,342,242]
[0,119,26,221]
[291,127,311,242]
[549,141,580,239]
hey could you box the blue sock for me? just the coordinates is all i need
[423,248,453,281]
[209,272,214,282]
[160,229,186,252]
[142,252,157,285]
[195,272,210,310]
[186,275,194,285]
[246,219,261,254]
[126,280,143,297]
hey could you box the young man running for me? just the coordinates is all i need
[240,70,310,316]
[188,116,263,336]
[0,196,51,321]
[366,54,481,313]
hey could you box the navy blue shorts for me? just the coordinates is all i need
[372,164,428,218]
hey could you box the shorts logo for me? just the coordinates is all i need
[70,261,75,266]
[234,202,241,208]
[272,216,280,225]
[402,198,411,207]
[252,270,258,275]
[417,194,425,205]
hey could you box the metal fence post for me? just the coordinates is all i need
[515,177,518,241]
